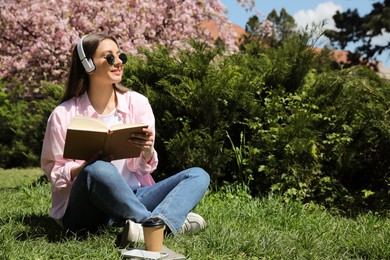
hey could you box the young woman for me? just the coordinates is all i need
[41,33,210,247]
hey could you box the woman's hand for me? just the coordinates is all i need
[70,151,102,181]
[128,128,154,163]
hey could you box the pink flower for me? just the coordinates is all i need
[0,0,245,93]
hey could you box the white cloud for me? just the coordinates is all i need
[291,1,390,67]
[371,31,390,64]
[371,30,390,46]
[293,2,342,30]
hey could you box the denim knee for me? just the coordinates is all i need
[84,160,120,183]
[190,167,210,188]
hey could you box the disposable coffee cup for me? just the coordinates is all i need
[142,218,165,252]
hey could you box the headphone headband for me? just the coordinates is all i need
[77,35,96,72]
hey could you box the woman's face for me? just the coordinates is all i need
[90,39,123,85]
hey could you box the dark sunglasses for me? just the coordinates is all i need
[104,53,127,65]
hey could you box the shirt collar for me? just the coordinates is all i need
[76,90,130,118]
[77,92,98,117]
[115,90,131,115]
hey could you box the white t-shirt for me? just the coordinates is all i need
[98,109,141,190]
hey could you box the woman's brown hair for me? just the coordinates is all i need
[61,33,128,103]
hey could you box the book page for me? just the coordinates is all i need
[110,123,148,131]
[68,116,108,132]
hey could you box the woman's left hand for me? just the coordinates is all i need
[128,128,154,162]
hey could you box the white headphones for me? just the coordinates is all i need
[77,35,96,72]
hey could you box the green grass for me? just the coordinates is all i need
[0,168,389,259]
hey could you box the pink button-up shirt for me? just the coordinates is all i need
[41,90,158,221]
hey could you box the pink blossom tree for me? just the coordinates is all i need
[0,1,267,96]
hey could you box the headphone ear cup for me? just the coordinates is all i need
[82,58,95,73]
[77,35,96,73]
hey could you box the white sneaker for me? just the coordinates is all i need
[119,219,144,248]
[180,212,206,234]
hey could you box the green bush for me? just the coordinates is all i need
[0,80,62,168]
[123,38,389,211]
[246,67,390,212]
[309,67,390,211]
[124,41,277,182]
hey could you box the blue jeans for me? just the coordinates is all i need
[62,161,210,233]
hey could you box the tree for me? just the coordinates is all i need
[243,15,273,41]
[239,8,295,52]
[236,0,256,12]
[324,0,390,69]
[266,8,297,47]
[0,0,240,96]
[238,14,272,54]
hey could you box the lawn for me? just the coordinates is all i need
[0,168,389,259]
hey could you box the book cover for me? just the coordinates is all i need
[120,246,186,259]
[63,116,148,160]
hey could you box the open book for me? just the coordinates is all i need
[63,116,148,161]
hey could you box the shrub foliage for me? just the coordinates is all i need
[0,82,62,168]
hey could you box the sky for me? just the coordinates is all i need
[220,0,390,67]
